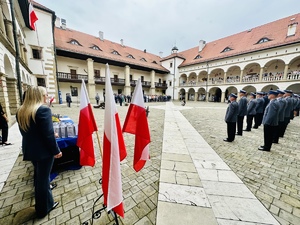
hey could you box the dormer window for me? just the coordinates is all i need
[91,45,101,51]
[152,61,157,64]
[69,39,81,46]
[287,22,298,36]
[140,58,147,62]
[221,47,232,53]
[127,54,135,59]
[112,50,120,55]
[257,37,271,44]
[194,55,202,59]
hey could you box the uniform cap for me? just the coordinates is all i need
[230,93,237,98]
[250,92,256,96]
[239,90,246,94]
[256,91,264,95]
[277,89,285,94]
[268,90,278,96]
[284,90,293,94]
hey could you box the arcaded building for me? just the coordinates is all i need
[168,13,300,102]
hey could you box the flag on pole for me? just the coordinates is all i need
[123,79,150,172]
[77,80,98,167]
[29,2,38,30]
[102,64,127,218]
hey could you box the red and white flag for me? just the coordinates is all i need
[123,79,150,172]
[29,2,38,30]
[77,80,98,167]
[102,64,127,218]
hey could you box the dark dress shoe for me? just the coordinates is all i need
[243,129,250,131]
[252,127,258,129]
[52,202,59,210]
[236,133,242,136]
[272,141,279,144]
[258,147,270,151]
[50,183,57,190]
[223,138,232,142]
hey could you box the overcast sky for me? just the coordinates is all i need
[37,0,300,57]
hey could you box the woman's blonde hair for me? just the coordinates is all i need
[17,86,47,132]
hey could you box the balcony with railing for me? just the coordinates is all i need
[57,72,88,83]
[155,82,168,89]
[130,80,151,88]
[94,76,125,86]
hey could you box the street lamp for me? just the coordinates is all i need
[173,57,176,100]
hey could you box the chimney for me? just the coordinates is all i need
[120,39,124,46]
[61,18,66,30]
[99,31,104,41]
[159,51,163,58]
[199,40,206,52]
[55,17,60,28]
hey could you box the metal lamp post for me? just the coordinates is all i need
[206,62,209,102]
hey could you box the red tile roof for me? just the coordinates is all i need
[32,1,54,13]
[177,13,300,67]
[55,27,169,73]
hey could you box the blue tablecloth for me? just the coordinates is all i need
[56,136,78,149]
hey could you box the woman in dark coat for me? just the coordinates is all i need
[17,86,62,218]
[0,103,11,145]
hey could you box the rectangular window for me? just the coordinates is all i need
[32,48,42,59]
[71,87,78,96]
[141,76,144,82]
[130,74,133,81]
[169,81,172,86]
[159,78,162,83]
[70,69,77,79]
[37,78,46,87]
[94,69,100,78]
[170,62,173,68]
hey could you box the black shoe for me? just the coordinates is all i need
[52,202,59,210]
[272,141,279,144]
[223,138,232,142]
[243,129,250,131]
[252,127,258,129]
[50,183,57,190]
[236,133,242,136]
[258,147,270,151]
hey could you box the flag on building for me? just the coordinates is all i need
[102,64,127,218]
[29,2,38,30]
[77,80,98,167]
[123,79,150,172]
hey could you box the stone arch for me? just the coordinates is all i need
[242,85,257,96]
[261,84,280,93]
[179,88,186,100]
[209,86,222,102]
[286,83,300,94]
[187,88,196,101]
[210,68,225,84]
[179,74,187,85]
[287,56,300,80]
[225,86,238,101]
[226,66,241,83]
[263,59,285,81]
[242,63,260,82]
[198,70,208,86]
[188,72,197,85]
[197,87,206,101]
[4,54,14,78]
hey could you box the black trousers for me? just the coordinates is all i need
[277,121,285,138]
[237,116,244,135]
[264,124,275,151]
[281,117,290,138]
[246,115,254,131]
[272,125,279,143]
[32,157,54,218]
[227,122,236,141]
[254,113,263,128]
[290,110,294,120]
[1,122,8,143]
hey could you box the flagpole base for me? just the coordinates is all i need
[82,178,120,225]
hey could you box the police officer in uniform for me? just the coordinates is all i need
[281,90,293,137]
[273,90,286,143]
[236,90,247,135]
[244,92,256,131]
[253,92,265,128]
[224,93,238,142]
[258,90,279,152]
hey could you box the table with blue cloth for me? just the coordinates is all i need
[51,117,81,173]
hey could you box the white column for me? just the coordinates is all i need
[150,70,155,95]
[86,58,96,101]
[124,65,131,95]
[283,64,289,80]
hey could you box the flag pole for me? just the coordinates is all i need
[95,131,103,157]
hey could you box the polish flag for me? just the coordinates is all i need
[29,2,38,30]
[102,64,127,218]
[77,80,98,167]
[123,79,150,172]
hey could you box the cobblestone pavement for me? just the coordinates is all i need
[1,101,299,224]
[180,101,300,225]
[0,102,165,225]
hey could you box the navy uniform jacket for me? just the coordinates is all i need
[263,95,270,110]
[247,99,256,115]
[284,97,293,117]
[292,97,298,110]
[237,96,247,116]
[277,97,287,122]
[225,101,238,123]
[255,98,265,114]
[17,106,60,161]
[262,99,279,126]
